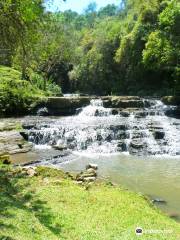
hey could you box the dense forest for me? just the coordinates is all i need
[0,0,179,113]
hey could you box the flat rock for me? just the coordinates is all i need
[0,131,33,155]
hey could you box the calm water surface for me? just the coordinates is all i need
[59,153,180,217]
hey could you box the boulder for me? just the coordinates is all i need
[86,168,97,176]
[130,140,146,149]
[161,96,180,106]
[26,167,37,177]
[94,109,100,116]
[144,100,152,108]
[117,141,127,152]
[105,134,113,142]
[103,100,112,108]
[76,172,97,181]
[75,164,98,183]
[153,131,165,140]
[45,97,92,115]
[0,154,11,164]
[20,131,29,141]
[111,109,119,115]
[86,163,98,170]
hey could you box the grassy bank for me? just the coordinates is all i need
[0,66,62,117]
[0,165,179,240]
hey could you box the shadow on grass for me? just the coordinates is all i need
[0,165,62,239]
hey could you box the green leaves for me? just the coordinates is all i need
[143,30,171,69]
[159,0,180,35]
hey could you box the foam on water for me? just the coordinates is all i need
[27,99,180,156]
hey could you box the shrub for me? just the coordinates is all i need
[0,66,45,116]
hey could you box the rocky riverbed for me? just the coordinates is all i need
[1,96,180,165]
[0,96,180,220]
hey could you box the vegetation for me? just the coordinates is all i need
[0,66,61,116]
[0,0,179,113]
[26,0,179,96]
[0,165,180,240]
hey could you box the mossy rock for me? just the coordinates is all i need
[0,154,11,164]
[162,96,180,106]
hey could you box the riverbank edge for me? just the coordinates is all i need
[0,164,179,240]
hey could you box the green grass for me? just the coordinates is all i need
[0,165,180,240]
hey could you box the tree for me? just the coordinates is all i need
[0,0,44,78]
[98,4,119,18]
[143,0,180,94]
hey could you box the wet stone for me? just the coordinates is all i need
[111,109,119,115]
[130,140,146,149]
[117,141,127,152]
[152,198,167,205]
[120,111,130,117]
[86,163,98,170]
[134,111,148,118]
[153,131,165,140]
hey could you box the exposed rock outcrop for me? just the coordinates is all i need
[45,97,92,115]
[41,96,146,116]
[0,131,33,155]
[161,96,180,106]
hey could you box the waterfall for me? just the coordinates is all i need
[78,99,112,117]
[26,99,180,156]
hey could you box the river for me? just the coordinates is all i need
[9,98,180,220]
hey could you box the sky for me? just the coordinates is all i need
[46,0,121,13]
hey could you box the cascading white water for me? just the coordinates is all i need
[78,99,112,117]
[27,99,180,156]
